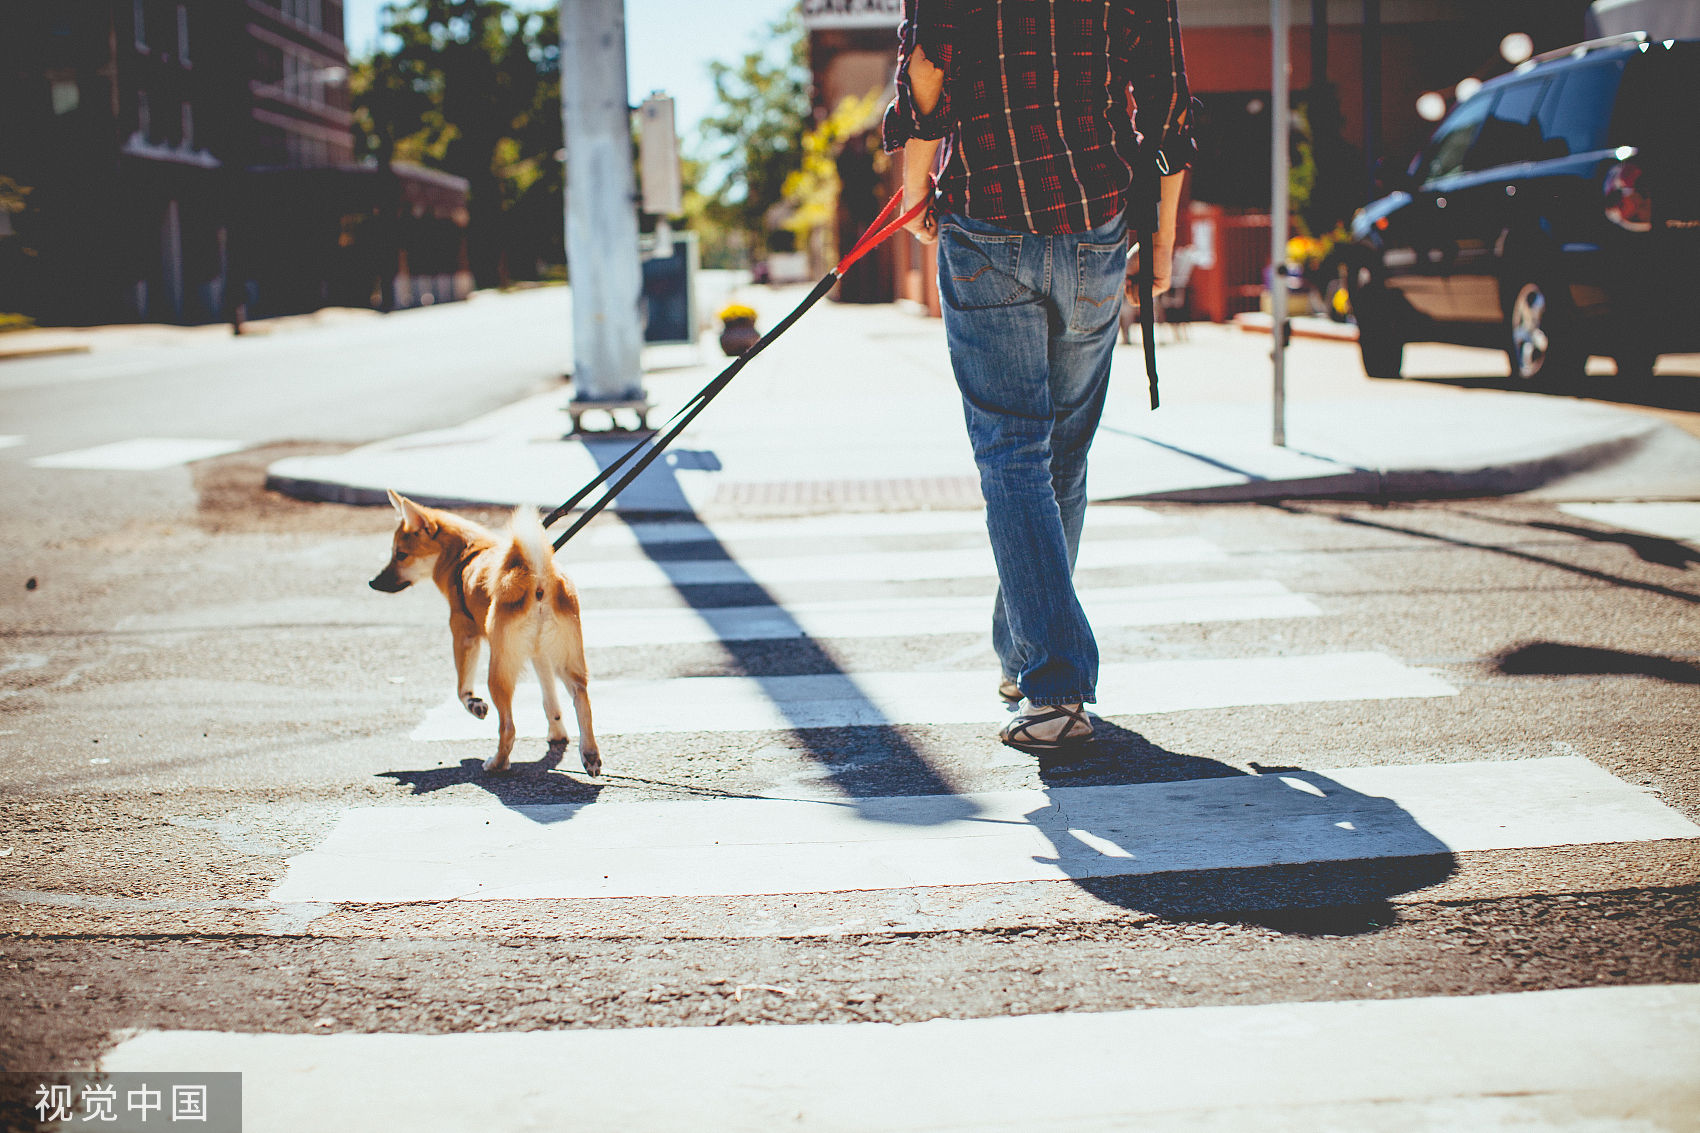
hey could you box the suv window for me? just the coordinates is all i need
[1535,60,1627,158]
[1416,94,1493,183]
[1465,79,1548,170]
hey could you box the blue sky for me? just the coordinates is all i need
[342,0,800,136]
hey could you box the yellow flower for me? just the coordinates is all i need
[718,303,758,324]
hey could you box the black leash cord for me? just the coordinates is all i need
[546,273,838,549]
[544,184,931,550]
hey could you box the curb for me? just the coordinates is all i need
[0,344,92,363]
[267,421,1680,513]
[1123,421,1664,504]
[1232,312,1359,342]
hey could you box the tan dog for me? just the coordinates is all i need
[369,490,600,775]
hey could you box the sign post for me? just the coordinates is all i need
[1271,0,1290,448]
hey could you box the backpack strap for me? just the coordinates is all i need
[1130,147,1168,410]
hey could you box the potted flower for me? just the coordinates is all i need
[717,303,761,356]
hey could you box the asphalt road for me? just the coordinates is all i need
[1,300,1697,1129]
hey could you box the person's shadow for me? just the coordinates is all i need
[1024,719,1456,935]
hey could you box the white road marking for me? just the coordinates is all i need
[582,506,1165,548]
[29,438,245,470]
[98,984,1700,1133]
[1560,502,1700,543]
[581,580,1319,647]
[411,651,1454,740]
[0,436,22,450]
[112,579,1315,639]
[564,535,1226,590]
[271,757,1690,902]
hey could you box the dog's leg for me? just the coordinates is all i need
[533,656,569,746]
[483,632,522,773]
[453,621,488,720]
[559,622,601,777]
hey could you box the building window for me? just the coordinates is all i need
[133,0,148,49]
[50,78,80,116]
[177,4,190,64]
[282,0,322,31]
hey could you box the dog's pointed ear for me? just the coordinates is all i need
[388,489,426,532]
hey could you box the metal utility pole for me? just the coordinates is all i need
[1271,0,1290,447]
[559,0,645,408]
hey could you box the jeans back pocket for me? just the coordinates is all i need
[1070,238,1128,333]
[939,222,1027,311]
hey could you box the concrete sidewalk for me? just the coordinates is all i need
[265,285,1700,516]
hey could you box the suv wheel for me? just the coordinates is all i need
[1506,278,1582,385]
[1351,271,1405,379]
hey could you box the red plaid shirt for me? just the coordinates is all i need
[881,0,1195,235]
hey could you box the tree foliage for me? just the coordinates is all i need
[695,13,811,258]
[352,1,564,286]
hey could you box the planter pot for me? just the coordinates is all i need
[719,318,761,356]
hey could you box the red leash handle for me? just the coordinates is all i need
[835,177,936,276]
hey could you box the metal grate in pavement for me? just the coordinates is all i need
[712,476,983,510]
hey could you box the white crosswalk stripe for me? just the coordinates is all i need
[29,437,245,470]
[581,579,1319,647]
[565,534,1226,590]
[1559,501,1700,543]
[272,757,1698,903]
[99,984,1700,1133]
[580,505,1165,549]
[412,651,1452,739]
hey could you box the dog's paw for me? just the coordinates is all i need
[462,695,488,720]
[580,747,602,778]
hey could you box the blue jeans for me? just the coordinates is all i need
[936,210,1127,707]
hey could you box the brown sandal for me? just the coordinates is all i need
[998,702,1093,750]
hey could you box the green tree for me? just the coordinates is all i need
[697,12,811,260]
[352,1,563,286]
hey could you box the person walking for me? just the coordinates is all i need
[882,0,1194,750]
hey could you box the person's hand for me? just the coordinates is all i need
[904,191,938,245]
[1152,238,1174,295]
[902,137,942,246]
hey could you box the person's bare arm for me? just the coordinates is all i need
[1152,170,1184,294]
[902,45,944,244]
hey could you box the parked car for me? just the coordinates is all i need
[1346,33,1698,384]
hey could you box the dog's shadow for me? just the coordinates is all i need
[379,741,604,819]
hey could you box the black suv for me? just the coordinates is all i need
[1346,33,1698,383]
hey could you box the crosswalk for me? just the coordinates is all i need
[19,437,247,470]
[96,502,1700,1128]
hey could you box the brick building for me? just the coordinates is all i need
[0,0,470,325]
[799,0,1593,318]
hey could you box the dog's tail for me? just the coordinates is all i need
[510,505,556,582]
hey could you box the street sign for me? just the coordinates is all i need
[801,0,902,30]
[638,94,682,217]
